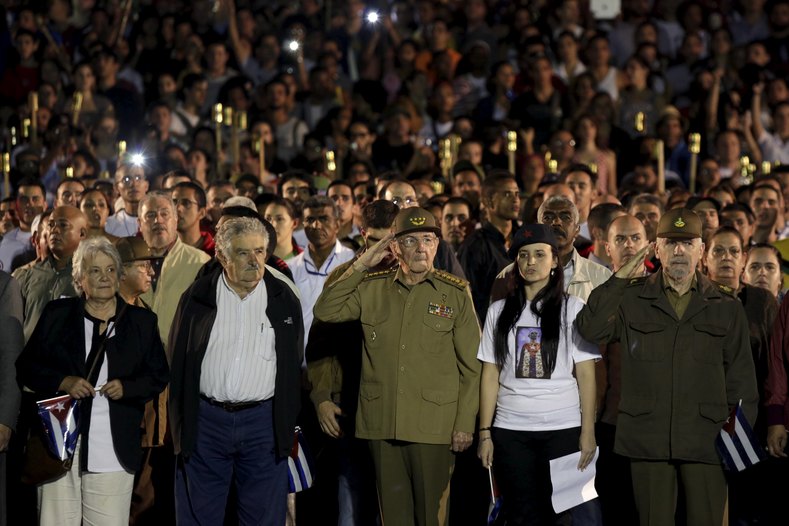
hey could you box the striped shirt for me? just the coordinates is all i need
[199,273,276,402]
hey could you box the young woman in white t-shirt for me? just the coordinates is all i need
[477,224,599,525]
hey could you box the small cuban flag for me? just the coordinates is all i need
[715,399,766,472]
[487,466,502,524]
[36,394,80,461]
[287,427,315,493]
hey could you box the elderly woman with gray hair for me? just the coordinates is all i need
[17,237,169,526]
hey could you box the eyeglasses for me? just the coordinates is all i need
[173,198,201,209]
[391,196,417,208]
[710,246,742,258]
[126,261,153,272]
[120,174,145,187]
[398,235,437,248]
[553,139,576,148]
[142,209,173,223]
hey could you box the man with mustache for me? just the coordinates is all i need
[289,196,355,339]
[314,207,481,526]
[576,209,758,526]
[306,200,399,524]
[132,192,210,523]
[169,217,302,525]
[17,205,87,341]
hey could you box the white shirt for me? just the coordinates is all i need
[105,209,139,237]
[200,273,277,402]
[0,227,32,272]
[758,130,789,164]
[478,296,599,431]
[289,239,355,338]
[84,317,124,473]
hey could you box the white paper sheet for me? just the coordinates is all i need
[549,448,599,513]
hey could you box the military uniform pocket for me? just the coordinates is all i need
[692,324,726,364]
[619,395,656,417]
[422,313,454,352]
[359,383,383,431]
[627,322,667,361]
[418,388,457,435]
[698,403,729,424]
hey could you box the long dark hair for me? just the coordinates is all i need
[493,248,565,375]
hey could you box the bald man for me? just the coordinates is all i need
[17,206,87,341]
[595,213,649,526]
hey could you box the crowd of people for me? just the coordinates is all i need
[1,0,789,525]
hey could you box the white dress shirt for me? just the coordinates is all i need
[289,239,355,338]
[200,273,277,402]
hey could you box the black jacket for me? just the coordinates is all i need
[168,269,303,458]
[456,222,515,321]
[16,296,169,472]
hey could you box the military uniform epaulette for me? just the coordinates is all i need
[627,276,648,287]
[716,283,737,297]
[363,268,397,280]
[432,270,468,290]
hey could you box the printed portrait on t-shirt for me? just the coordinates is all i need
[515,327,548,379]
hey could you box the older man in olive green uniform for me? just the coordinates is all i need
[576,208,758,526]
[314,207,481,526]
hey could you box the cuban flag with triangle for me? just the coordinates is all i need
[715,399,766,472]
[36,394,80,461]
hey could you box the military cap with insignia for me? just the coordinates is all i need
[393,207,442,237]
[656,208,702,240]
[507,224,559,260]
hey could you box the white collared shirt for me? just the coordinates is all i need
[289,239,355,338]
[199,273,277,402]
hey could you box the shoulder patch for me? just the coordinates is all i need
[627,276,648,287]
[363,268,396,281]
[433,269,469,290]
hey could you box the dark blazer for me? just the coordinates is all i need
[16,296,169,472]
[168,269,303,459]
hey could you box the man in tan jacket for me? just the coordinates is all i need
[132,191,209,523]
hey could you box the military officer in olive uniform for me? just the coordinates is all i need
[576,208,758,526]
[313,207,481,526]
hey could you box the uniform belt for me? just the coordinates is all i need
[200,394,264,412]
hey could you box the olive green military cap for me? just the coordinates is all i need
[393,207,441,238]
[656,208,702,240]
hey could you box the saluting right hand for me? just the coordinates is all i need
[354,232,396,271]
[614,243,653,280]
[59,376,96,399]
